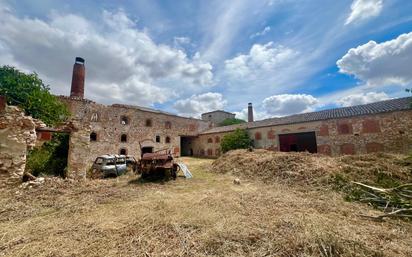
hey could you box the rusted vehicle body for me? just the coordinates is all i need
[138,149,179,179]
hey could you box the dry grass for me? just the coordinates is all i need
[1,156,412,256]
[212,149,412,186]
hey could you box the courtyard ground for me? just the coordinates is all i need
[1,156,411,257]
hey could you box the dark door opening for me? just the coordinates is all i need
[29,130,70,178]
[279,132,317,153]
[180,136,194,156]
[141,146,153,157]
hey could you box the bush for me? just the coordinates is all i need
[0,66,69,126]
[220,129,252,153]
[26,134,69,177]
[218,118,246,127]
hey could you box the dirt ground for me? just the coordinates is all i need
[1,157,411,257]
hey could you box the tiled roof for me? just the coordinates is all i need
[201,110,235,115]
[200,97,412,134]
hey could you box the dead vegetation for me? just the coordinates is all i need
[1,156,412,256]
[211,149,412,187]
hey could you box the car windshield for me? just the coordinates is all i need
[95,158,104,164]
[116,158,125,164]
[105,159,115,165]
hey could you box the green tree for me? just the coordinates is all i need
[220,128,252,153]
[0,66,69,126]
[218,118,246,127]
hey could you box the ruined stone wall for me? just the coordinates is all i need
[60,97,210,177]
[194,110,412,157]
[0,105,39,184]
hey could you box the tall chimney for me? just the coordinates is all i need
[70,57,85,98]
[248,102,254,122]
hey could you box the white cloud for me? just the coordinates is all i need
[173,92,226,117]
[337,92,390,107]
[262,94,318,116]
[174,36,191,45]
[250,26,271,39]
[337,32,412,87]
[224,42,298,79]
[0,7,213,106]
[345,0,383,25]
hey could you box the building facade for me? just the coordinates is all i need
[39,58,412,178]
[194,99,412,157]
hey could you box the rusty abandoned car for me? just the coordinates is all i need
[137,149,179,180]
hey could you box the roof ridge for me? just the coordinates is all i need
[201,96,412,135]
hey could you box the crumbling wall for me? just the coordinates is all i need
[0,104,39,184]
[67,119,91,179]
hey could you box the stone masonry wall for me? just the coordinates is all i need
[0,105,39,184]
[194,110,412,157]
[60,97,210,177]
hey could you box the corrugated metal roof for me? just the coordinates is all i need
[201,97,412,134]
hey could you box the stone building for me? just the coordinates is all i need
[13,57,409,179]
[201,110,236,124]
[3,57,411,181]
[194,98,412,157]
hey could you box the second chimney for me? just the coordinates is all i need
[70,57,85,99]
[248,103,254,122]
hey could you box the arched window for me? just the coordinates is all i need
[145,119,152,127]
[156,135,160,143]
[165,121,172,129]
[121,134,127,142]
[119,148,127,155]
[207,138,213,143]
[215,136,220,143]
[90,132,97,142]
[91,112,99,122]
[165,136,171,144]
[120,116,129,125]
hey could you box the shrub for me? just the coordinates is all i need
[218,118,246,127]
[26,133,69,177]
[220,129,252,153]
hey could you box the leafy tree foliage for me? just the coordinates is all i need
[218,118,246,127]
[220,129,252,153]
[0,66,69,126]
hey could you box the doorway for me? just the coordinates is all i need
[141,146,153,157]
[279,132,317,153]
[180,136,194,156]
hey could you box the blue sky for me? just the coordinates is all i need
[0,0,411,119]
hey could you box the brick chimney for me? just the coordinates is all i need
[248,103,254,122]
[70,57,85,98]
